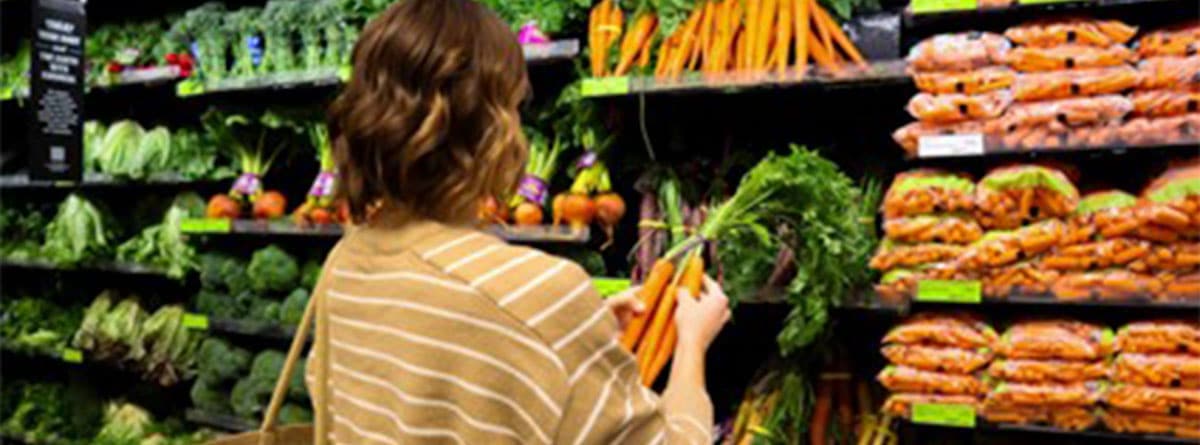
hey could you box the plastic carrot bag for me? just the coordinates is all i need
[891,120,989,156]
[1012,66,1139,102]
[884,313,999,349]
[913,67,1015,95]
[883,215,984,244]
[1119,113,1200,146]
[1132,90,1200,118]
[1115,320,1200,355]
[982,261,1061,298]
[988,359,1108,384]
[1132,242,1200,272]
[996,320,1114,360]
[1005,19,1137,48]
[1137,56,1200,90]
[987,380,1106,407]
[907,91,1013,124]
[1066,190,1140,243]
[870,241,965,271]
[1141,163,1200,236]
[907,32,1012,72]
[882,344,994,374]
[874,264,977,304]
[974,165,1079,229]
[1135,22,1200,58]
[1103,409,1200,438]
[877,365,988,396]
[883,394,980,418]
[1041,238,1152,271]
[1006,44,1135,72]
[992,95,1134,130]
[1162,271,1200,301]
[1113,353,1200,389]
[1051,270,1163,301]
[1104,385,1200,417]
[882,170,976,218]
[958,221,1066,270]
[981,401,1098,430]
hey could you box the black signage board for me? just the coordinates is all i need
[29,0,85,181]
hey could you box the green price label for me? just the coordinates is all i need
[581,76,630,97]
[182,313,209,330]
[0,86,12,101]
[175,79,204,97]
[911,403,976,428]
[916,280,982,303]
[910,0,977,13]
[61,348,83,364]
[593,278,632,298]
[180,218,231,234]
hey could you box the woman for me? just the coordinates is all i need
[306,0,730,443]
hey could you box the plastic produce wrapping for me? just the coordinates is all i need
[1012,67,1139,102]
[1143,163,1200,234]
[974,165,1079,229]
[980,402,1098,430]
[883,215,984,244]
[907,91,1013,123]
[884,313,999,349]
[1115,320,1200,355]
[1005,19,1138,48]
[892,120,987,155]
[1129,242,1200,272]
[870,241,965,271]
[1102,409,1200,438]
[882,170,976,218]
[1104,385,1200,417]
[882,394,980,418]
[1051,270,1164,301]
[1135,23,1200,59]
[1161,271,1200,301]
[986,381,1106,407]
[882,344,994,373]
[874,264,977,304]
[1137,56,1200,91]
[987,95,1134,131]
[1119,113,1200,146]
[995,120,1122,150]
[987,359,1108,384]
[996,320,1114,361]
[982,261,1061,298]
[877,365,987,396]
[1113,353,1200,389]
[1132,90,1200,117]
[913,67,1016,95]
[1041,238,1152,271]
[1065,191,1140,244]
[1005,45,1135,72]
[958,221,1067,270]
[907,32,1012,72]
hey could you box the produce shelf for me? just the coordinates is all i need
[208,317,298,343]
[840,292,1200,316]
[184,409,256,433]
[179,219,591,244]
[0,173,223,190]
[1,67,182,102]
[902,419,1200,445]
[0,258,173,278]
[908,137,1200,161]
[902,0,1195,32]
[579,59,911,98]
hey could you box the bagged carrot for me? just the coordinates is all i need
[906,32,1011,72]
[891,120,990,156]
[876,365,988,396]
[990,95,1134,131]
[1132,90,1200,118]
[1102,409,1200,438]
[1113,353,1200,389]
[913,67,1016,95]
[1136,56,1200,90]
[1005,44,1135,72]
[1116,320,1200,355]
[1067,190,1140,243]
[1135,22,1200,59]
[981,400,1098,430]
[985,380,1106,407]
[987,359,1108,384]
[996,320,1114,361]
[1005,19,1138,48]
[974,165,1079,230]
[982,261,1060,298]
[1119,113,1200,146]
[883,313,999,349]
[1162,271,1200,302]
[1105,384,1200,417]
[1012,66,1139,102]
[1040,238,1152,271]
[881,344,993,373]
[881,170,976,218]
[907,91,1013,124]
[869,241,964,271]
[883,394,979,419]
[883,215,984,244]
[958,221,1066,271]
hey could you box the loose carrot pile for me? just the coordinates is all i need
[622,249,705,385]
[589,0,868,79]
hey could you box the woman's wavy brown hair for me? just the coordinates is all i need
[329,0,529,224]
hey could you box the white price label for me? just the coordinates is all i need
[918,134,985,158]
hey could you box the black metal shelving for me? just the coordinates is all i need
[0,173,225,190]
[179,218,592,244]
[208,317,298,343]
[184,409,257,433]
[0,258,174,278]
[901,419,1200,445]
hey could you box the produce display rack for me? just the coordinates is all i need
[0,257,173,278]
[0,172,222,190]
[901,0,1198,44]
[1,66,181,102]
[178,218,591,244]
[183,409,256,434]
[840,292,1200,318]
[207,317,298,343]
[909,139,1200,161]
[580,58,911,98]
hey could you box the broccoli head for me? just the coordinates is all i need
[196,338,251,384]
[193,290,242,319]
[300,260,321,289]
[189,378,230,414]
[278,288,309,326]
[249,350,286,382]
[278,404,312,425]
[229,377,272,419]
[247,245,299,293]
[198,253,250,294]
[288,358,307,401]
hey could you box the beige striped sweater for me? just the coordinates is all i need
[305,220,713,444]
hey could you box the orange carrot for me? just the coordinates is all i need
[637,280,677,375]
[589,2,604,76]
[655,34,677,77]
[808,29,841,73]
[755,0,777,69]
[814,4,866,66]
[735,26,749,72]
[810,0,832,64]
[773,0,792,73]
[621,259,675,351]
[794,0,809,73]
[637,31,654,68]
[811,378,833,445]
[615,14,658,75]
[699,1,716,71]
[666,8,702,78]
[604,1,625,76]
[744,0,759,71]
[643,253,705,385]
[688,5,710,71]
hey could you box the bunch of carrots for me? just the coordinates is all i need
[622,246,706,385]
[589,0,867,79]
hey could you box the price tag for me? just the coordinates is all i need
[180,218,231,234]
[918,134,985,158]
[912,403,976,427]
[593,278,632,298]
[916,280,982,303]
[175,79,204,97]
[61,348,83,363]
[910,0,978,13]
[581,76,630,97]
[183,313,209,330]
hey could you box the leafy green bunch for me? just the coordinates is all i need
[0,297,82,356]
[175,3,228,81]
[117,193,207,279]
[260,0,305,73]
[42,194,117,267]
[480,0,591,35]
[224,7,263,77]
[0,203,47,260]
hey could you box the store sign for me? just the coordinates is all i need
[911,403,976,427]
[916,279,982,303]
[581,76,630,97]
[910,0,978,14]
[917,134,985,158]
[29,0,85,181]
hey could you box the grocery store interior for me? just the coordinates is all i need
[1,0,1198,444]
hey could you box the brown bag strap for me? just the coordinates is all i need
[258,285,318,437]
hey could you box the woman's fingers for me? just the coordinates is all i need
[606,286,646,330]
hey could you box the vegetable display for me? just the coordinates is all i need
[191,339,310,423]
[42,194,118,267]
[70,292,205,386]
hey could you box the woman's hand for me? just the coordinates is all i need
[673,275,730,353]
[605,287,647,331]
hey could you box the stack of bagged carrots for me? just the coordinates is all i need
[622,248,705,385]
[589,0,868,80]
